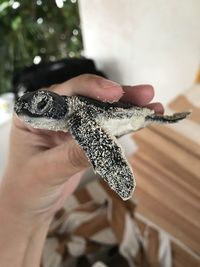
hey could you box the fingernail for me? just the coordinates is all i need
[100,79,121,89]
[97,79,124,103]
[102,93,123,103]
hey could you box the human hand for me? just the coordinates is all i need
[0,74,164,229]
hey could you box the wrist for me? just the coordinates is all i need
[0,171,56,228]
[0,180,52,232]
[0,189,52,230]
[0,198,51,267]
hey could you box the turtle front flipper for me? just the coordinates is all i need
[68,111,135,200]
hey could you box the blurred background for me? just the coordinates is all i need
[0,1,200,267]
[0,0,83,95]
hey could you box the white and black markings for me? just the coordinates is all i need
[68,110,135,200]
[14,89,190,200]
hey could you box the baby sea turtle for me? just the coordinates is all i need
[14,89,190,200]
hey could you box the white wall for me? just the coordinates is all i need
[79,0,200,105]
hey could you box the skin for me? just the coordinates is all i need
[0,74,164,267]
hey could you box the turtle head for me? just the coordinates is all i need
[14,90,69,131]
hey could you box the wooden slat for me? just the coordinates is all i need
[133,162,199,238]
[132,143,200,197]
[135,218,200,267]
[169,95,200,124]
[132,129,200,190]
[130,155,200,224]
[134,183,200,254]
[150,124,200,158]
[129,118,200,257]
[172,242,200,267]
[130,151,200,207]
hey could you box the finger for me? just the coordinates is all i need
[38,138,89,182]
[51,74,124,102]
[146,102,164,114]
[121,85,154,106]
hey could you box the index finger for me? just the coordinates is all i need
[50,74,124,102]
[121,85,154,106]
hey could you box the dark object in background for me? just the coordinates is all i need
[75,246,129,267]
[13,58,106,98]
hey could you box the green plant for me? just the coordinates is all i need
[0,0,83,94]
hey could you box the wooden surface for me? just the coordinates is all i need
[171,243,199,267]
[135,218,199,267]
[129,120,200,266]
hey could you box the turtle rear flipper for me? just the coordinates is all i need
[145,111,190,124]
[68,111,135,200]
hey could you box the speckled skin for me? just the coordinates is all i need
[14,90,190,200]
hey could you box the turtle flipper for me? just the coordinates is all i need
[68,111,135,200]
[145,111,190,124]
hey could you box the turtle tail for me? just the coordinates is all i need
[145,111,191,124]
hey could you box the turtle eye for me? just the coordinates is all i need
[37,97,48,111]
[31,91,53,115]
